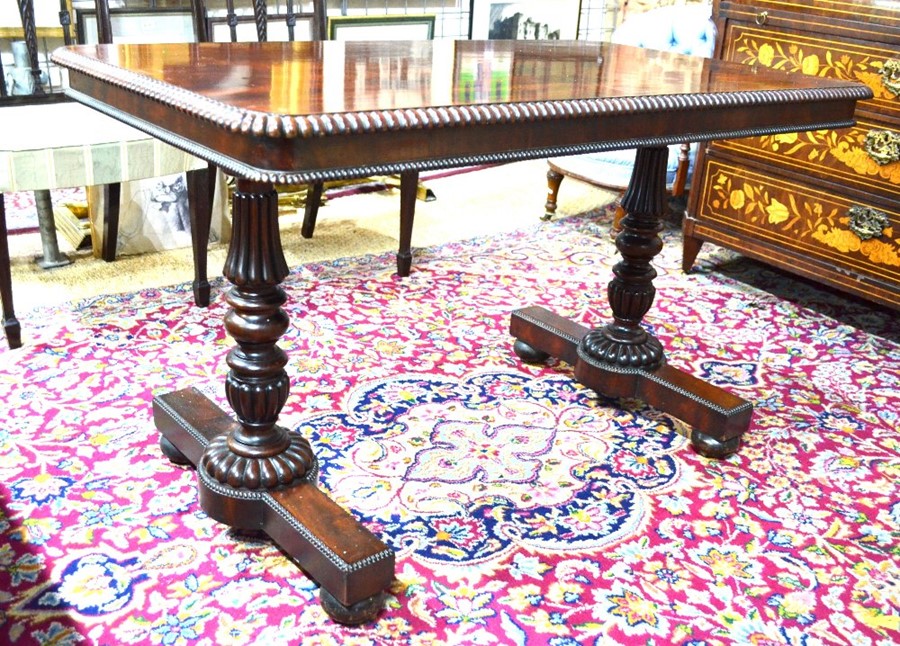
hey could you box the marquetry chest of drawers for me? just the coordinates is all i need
[684,0,900,309]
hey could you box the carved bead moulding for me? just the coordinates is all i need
[196,464,395,574]
[66,90,859,187]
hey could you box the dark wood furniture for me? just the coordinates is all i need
[684,0,900,309]
[52,38,869,624]
[544,144,691,234]
[90,1,215,300]
[191,0,422,280]
[0,1,214,352]
[543,3,717,232]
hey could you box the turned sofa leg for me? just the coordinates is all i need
[544,168,563,221]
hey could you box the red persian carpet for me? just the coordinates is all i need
[1,209,898,645]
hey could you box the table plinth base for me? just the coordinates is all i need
[510,306,752,458]
[152,387,395,625]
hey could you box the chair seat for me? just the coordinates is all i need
[549,144,695,191]
[1,103,207,193]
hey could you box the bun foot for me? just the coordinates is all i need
[514,339,549,363]
[691,431,741,459]
[320,587,384,625]
[160,435,191,466]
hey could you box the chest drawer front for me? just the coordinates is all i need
[723,23,899,120]
[711,118,900,198]
[695,158,900,286]
[725,0,898,30]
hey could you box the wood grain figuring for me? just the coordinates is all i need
[685,0,898,310]
[691,158,900,306]
[52,41,867,137]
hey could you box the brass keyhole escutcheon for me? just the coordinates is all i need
[864,129,900,166]
[882,59,900,97]
[848,205,890,241]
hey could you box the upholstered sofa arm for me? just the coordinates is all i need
[611,4,716,58]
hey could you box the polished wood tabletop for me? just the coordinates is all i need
[51,39,872,625]
[53,40,869,182]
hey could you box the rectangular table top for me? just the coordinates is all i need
[51,40,872,185]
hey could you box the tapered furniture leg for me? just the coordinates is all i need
[153,179,394,624]
[0,194,22,349]
[100,182,121,262]
[681,231,705,273]
[396,169,418,277]
[300,181,325,239]
[187,164,215,307]
[511,147,752,459]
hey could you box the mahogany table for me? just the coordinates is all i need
[52,39,870,624]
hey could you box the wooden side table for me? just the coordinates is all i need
[52,38,871,623]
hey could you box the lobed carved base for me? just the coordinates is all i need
[580,326,665,370]
[200,428,315,490]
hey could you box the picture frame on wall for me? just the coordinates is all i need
[328,15,437,41]
[75,8,196,44]
[0,0,67,35]
[469,0,581,40]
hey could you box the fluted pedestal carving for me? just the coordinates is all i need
[511,146,752,459]
[153,179,393,625]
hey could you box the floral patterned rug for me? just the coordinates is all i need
[1,209,898,645]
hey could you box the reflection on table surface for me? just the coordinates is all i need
[56,39,865,117]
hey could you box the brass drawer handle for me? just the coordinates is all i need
[755,10,768,25]
[882,59,900,97]
[848,205,890,240]
[864,129,900,165]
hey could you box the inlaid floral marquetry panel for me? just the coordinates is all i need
[697,160,900,278]
[724,25,899,120]
[714,120,900,197]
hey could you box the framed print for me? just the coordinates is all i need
[76,8,196,44]
[328,15,436,41]
[469,0,580,40]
